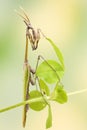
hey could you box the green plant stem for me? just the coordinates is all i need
[0,96,50,113]
[0,88,87,113]
[67,88,87,96]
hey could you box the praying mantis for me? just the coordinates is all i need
[16,8,44,127]
[16,7,65,128]
[16,8,41,127]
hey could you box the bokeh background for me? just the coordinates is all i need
[0,0,87,130]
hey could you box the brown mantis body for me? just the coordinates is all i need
[16,7,41,127]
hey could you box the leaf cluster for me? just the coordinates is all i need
[29,38,68,129]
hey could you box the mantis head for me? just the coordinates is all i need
[15,7,40,50]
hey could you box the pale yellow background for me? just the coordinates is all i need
[0,0,87,130]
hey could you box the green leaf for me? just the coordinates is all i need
[46,37,65,70]
[29,90,47,111]
[46,105,52,129]
[50,83,68,104]
[39,79,50,96]
[36,60,64,84]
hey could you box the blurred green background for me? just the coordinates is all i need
[0,0,87,130]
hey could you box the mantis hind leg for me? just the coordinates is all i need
[35,55,60,81]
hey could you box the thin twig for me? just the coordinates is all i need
[68,88,87,96]
[0,89,87,113]
[0,96,49,113]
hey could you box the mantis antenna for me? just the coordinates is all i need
[15,7,30,25]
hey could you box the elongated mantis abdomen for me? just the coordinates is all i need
[23,63,29,127]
